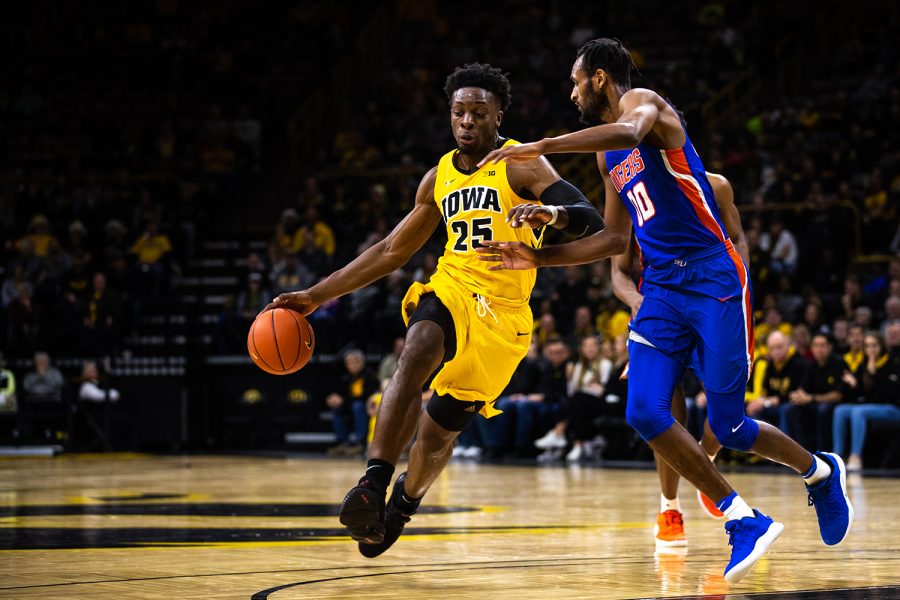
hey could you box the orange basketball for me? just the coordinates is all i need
[247,308,315,375]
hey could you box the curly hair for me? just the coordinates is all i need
[443,63,511,110]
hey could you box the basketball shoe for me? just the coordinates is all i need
[722,509,783,583]
[806,451,853,545]
[697,489,725,519]
[358,473,416,558]
[338,478,386,544]
[654,510,687,547]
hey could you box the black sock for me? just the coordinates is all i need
[360,458,394,490]
[394,481,422,514]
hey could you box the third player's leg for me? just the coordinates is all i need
[368,320,446,464]
[404,407,462,498]
[627,341,734,503]
[655,383,687,500]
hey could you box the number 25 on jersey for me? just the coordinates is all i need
[626,181,656,227]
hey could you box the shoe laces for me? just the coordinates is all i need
[724,517,756,547]
[807,474,840,513]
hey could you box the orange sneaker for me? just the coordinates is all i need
[654,509,687,547]
[697,489,725,519]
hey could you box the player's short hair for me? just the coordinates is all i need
[576,38,637,88]
[444,63,511,111]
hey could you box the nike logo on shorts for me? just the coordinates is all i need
[732,421,745,433]
[516,332,529,336]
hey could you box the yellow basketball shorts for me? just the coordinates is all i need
[401,279,532,418]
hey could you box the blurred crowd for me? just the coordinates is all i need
[0,0,367,358]
[1,1,898,459]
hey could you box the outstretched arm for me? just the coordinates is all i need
[477,154,632,270]
[267,168,442,314]
[479,89,677,166]
[708,172,749,267]
[504,156,604,236]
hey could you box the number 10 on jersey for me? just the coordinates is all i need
[626,181,656,227]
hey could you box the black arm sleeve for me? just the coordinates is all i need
[539,179,605,237]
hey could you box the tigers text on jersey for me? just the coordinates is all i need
[604,134,728,267]
[432,139,543,307]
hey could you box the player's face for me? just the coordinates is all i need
[450,88,502,156]
[570,57,609,124]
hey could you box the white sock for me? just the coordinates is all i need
[661,494,681,513]
[803,455,832,486]
[723,495,755,521]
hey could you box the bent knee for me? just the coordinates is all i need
[710,415,758,451]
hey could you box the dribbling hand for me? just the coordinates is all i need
[262,290,319,316]
[476,240,539,271]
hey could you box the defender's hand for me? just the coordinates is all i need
[478,140,546,167]
[476,240,539,271]
[262,290,319,316]
[506,204,553,229]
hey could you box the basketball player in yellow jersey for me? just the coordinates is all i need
[267,63,603,557]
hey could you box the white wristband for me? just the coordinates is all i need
[545,205,559,226]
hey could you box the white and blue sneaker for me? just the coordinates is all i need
[723,509,784,583]
[806,451,854,545]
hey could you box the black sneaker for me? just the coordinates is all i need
[358,473,416,558]
[338,478,386,544]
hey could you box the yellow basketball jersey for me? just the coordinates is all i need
[431,139,543,308]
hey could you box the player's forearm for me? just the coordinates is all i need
[308,241,405,304]
[734,237,750,270]
[540,123,640,155]
[536,229,629,267]
[611,268,643,310]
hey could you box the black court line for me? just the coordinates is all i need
[2,553,896,594]
[659,586,900,600]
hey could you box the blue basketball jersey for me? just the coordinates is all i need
[605,134,727,267]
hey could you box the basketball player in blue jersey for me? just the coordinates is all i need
[477,38,852,583]
[611,172,745,548]
[268,64,604,558]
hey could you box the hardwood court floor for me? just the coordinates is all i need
[0,454,898,599]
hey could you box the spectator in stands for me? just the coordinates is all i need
[746,331,806,428]
[882,296,900,331]
[570,306,598,343]
[520,339,570,460]
[855,306,874,330]
[18,214,57,258]
[534,313,561,347]
[236,273,270,320]
[755,307,792,351]
[238,252,268,287]
[130,220,172,299]
[1,265,33,308]
[835,332,900,471]
[78,361,120,404]
[6,282,37,356]
[377,337,405,389]
[81,272,121,356]
[844,323,865,373]
[785,333,846,451]
[832,317,850,354]
[275,208,303,253]
[761,220,798,275]
[300,207,336,258]
[23,352,64,404]
[326,349,379,457]
[793,324,813,361]
[0,352,16,415]
[562,335,612,461]
[271,252,312,297]
[886,321,900,367]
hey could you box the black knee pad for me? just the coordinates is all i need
[426,392,484,432]
[408,292,457,362]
